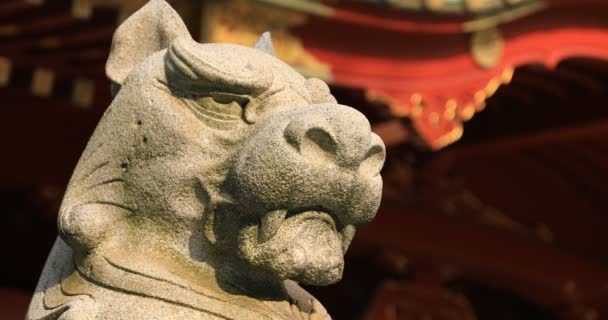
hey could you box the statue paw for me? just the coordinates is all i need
[56,296,97,320]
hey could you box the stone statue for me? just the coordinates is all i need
[27,0,385,319]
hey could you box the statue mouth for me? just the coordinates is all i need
[258,208,356,253]
[299,211,336,231]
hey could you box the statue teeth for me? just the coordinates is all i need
[258,209,287,243]
[340,225,356,252]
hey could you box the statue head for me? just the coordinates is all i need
[57,0,384,304]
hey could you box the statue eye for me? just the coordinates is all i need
[190,93,249,119]
[194,97,242,117]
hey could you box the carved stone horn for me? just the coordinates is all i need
[253,32,276,56]
[106,0,191,88]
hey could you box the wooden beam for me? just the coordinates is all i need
[71,0,93,19]
[7,55,107,80]
[38,27,113,50]
[31,67,54,97]
[72,77,95,108]
[0,26,113,55]
[0,24,18,37]
[0,0,42,17]
[0,13,76,38]
[10,47,108,69]
[0,57,11,86]
[437,119,608,164]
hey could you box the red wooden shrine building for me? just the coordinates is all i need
[1,0,608,319]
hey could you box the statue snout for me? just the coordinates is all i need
[226,104,385,228]
[283,105,385,174]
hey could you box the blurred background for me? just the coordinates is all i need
[1,0,608,319]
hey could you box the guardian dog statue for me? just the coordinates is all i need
[27,1,385,319]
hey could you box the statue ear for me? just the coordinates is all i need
[253,32,276,57]
[105,0,191,87]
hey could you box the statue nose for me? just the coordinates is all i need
[283,105,385,175]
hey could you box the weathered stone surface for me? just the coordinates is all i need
[27,0,385,319]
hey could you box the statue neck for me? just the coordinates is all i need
[209,253,289,301]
